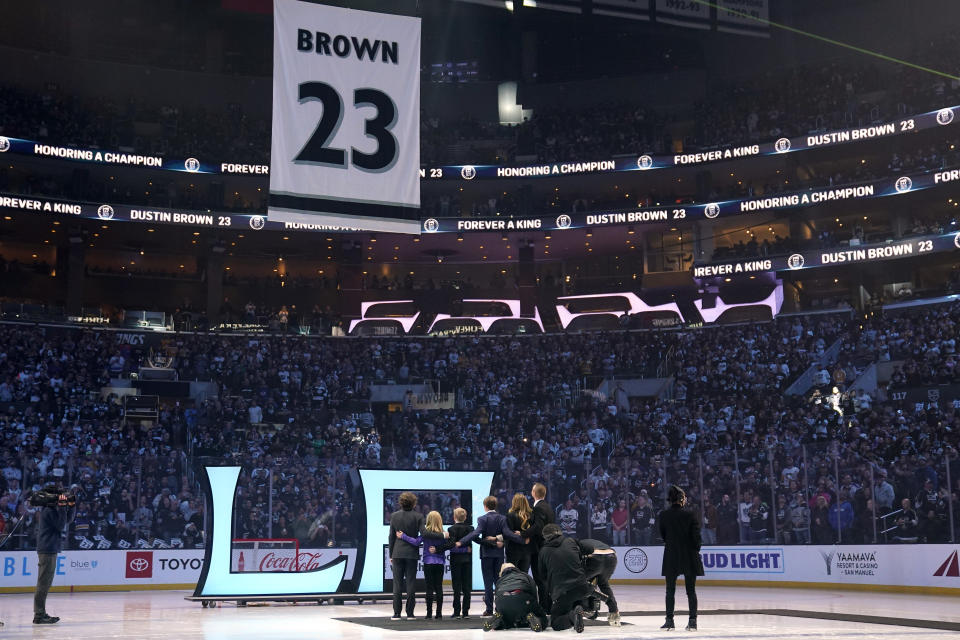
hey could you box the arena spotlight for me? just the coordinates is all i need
[628,226,635,235]
[457,233,464,242]
[544,231,552,240]
[501,233,509,241]
[585,228,593,237]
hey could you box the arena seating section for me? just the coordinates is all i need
[2,25,960,556]
[0,301,957,551]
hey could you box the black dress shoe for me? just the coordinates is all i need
[685,618,697,631]
[661,617,676,630]
[33,614,59,625]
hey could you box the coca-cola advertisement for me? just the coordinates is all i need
[231,543,358,576]
[258,550,346,572]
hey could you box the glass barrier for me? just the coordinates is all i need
[4,440,957,552]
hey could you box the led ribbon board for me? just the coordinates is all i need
[3,166,960,234]
[692,231,960,277]
[194,466,495,597]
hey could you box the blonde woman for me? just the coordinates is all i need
[398,510,449,619]
[506,493,534,572]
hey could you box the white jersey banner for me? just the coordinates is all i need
[269,0,421,233]
[716,0,769,37]
[656,0,710,29]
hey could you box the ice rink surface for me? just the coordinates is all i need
[0,585,958,639]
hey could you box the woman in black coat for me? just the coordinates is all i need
[658,486,704,631]
[810,495,834,545]
[505,493,535,572]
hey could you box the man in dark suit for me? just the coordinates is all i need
[528,482,554,610]
[388,491,425,620]
[458,496,526,616]
[658,485,704,631]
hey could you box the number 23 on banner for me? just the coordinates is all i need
[294,82,398,172]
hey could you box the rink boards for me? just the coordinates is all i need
[1,545,957,594]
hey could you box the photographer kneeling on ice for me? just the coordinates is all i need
[537,524,597,633]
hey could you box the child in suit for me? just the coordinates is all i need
[446,507,475,618]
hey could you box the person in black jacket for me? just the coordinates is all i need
[658,485,704,631]
[577,538,620,626]
[388,491,426,620]
[33,485,76,625]
[484,563,548,632]
[528,482,554,610]
[505,493,534,572]
[538,524,593,633]
[446,507,476,618]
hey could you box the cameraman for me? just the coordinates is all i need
[33,485,76,625]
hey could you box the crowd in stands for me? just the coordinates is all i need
[4,12,960,562]
[882,304,960,388]
[3,33,960,173]
[1,300,958,552]
[710,234,798,262]
[0,85,270,165]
